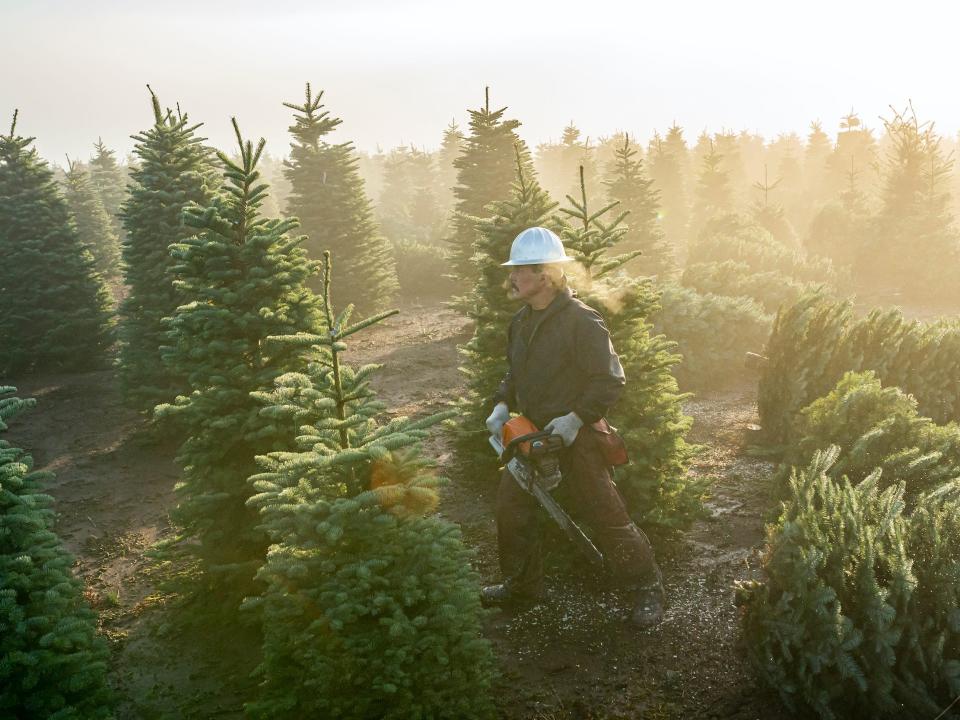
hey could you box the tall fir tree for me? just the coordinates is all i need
[803,120,833,219]
[63,158,121,284]
[766,132,806,234]
[377,146,444,246]
[154,120,323,608]
[0,111,112,375]
[245,253,496,719]
[690,139,734,240]
[605,134,675,277]
[282,83,397,315]
[0,388,112,718]
[714,130,748,203]
[651,123,692,255]
[827,110,877,196]
[806,158,870,268]
[448,87,532,283]
[436,119,465,221]
[457,150,558,460]
[119,89,216,411]
[859,105,960,301]
[88,138,128,245]
[557,167,702,531]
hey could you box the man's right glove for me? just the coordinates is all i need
[485,402,510,438]
[545,411,584,447]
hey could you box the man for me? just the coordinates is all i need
[482,226,666,628]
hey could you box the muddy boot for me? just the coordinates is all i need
[480,583,541,608]
[630,581,665,628]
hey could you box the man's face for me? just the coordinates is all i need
[508,265,546,302]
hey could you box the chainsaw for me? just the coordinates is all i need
[490,416,604,567]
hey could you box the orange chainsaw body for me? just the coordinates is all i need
[501,415,539,455]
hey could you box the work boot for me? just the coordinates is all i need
[480,583,541,608]
[630,581,665,628]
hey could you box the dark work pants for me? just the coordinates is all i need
[495,426,661,597]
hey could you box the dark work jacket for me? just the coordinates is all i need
[493,288,625,429]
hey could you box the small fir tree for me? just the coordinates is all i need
[0,388,112,718]
[0,111,112,375]
[282,83,398,314]
[605,134,675,277]
[244,253,496,720]
[448,87,532,283]
[750,164,798,247]
[118,89,216,411]
[63,158,121,283]
[457,150,558,461]
[154,120,322,607]
[557,167,701,531]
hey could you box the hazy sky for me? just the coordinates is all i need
[3,0,959,164]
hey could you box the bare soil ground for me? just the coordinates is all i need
[5,302,795,719]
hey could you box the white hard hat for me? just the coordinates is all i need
[501,227,574,266]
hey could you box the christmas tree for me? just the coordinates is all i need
[88,138,128,245]
[118,89,216,411]
[803,120,833,212]
[750,164,798,247]
[457,150,558,461]
[740,447,960,719]
[690,139,734,239]
[448,87,532,284]
[557,167,701,531]
[63,158,121,284]
[244,253,496,719]
[859,105,960,302]
[604,134,675,277]
[0,110,112,375]
[154,119,322,607]
[649,124,692,256]
[0,388,112,718]
[377,145,445,246]
[535,122,598,209]
[282,83,397,315]
[436,119,465,220]
[806,157,870,269]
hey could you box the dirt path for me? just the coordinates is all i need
[4,302,795,719]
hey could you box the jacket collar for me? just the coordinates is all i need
[518,286,574,326]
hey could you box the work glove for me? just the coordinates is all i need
[485,402,511,438]
[545,411,583,447]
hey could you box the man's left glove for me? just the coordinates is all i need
[545,411,583,447]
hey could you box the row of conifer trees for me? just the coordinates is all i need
[0,85,506,717]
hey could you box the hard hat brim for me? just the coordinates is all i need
[500,256,575,267]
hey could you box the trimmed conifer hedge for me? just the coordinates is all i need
[758,292,960,445]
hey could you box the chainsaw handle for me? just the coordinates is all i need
[502,430,558,461]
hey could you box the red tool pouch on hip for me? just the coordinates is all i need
[591,418,629,467]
